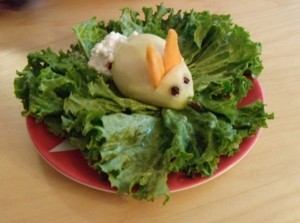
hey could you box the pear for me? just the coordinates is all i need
[111,31,194,110]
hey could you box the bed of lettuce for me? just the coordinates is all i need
[14,5,273,203]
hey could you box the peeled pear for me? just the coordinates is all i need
[111,33,194,110]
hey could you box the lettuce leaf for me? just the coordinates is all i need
[96,113,170,202]
[14,4,273,203]
[73,18,108,57]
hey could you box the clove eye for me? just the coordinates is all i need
[106,62,112,70]
[183,77,190,84]
[171,86,180,96]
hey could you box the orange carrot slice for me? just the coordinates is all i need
[164,29,182,74]
[146,44,165,88]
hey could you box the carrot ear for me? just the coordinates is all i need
[146,44,165,88]
[164,29,182,74]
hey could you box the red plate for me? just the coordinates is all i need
[26,79,264,192]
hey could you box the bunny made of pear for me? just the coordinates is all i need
[88,29,194,110]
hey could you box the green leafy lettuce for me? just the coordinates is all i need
[14,4,273,203]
